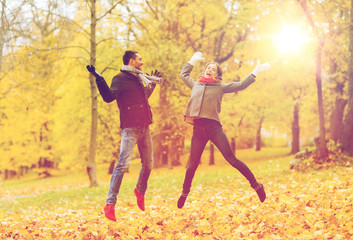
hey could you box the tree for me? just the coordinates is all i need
[0,0,65,176]
[297,0,328,159]
[341,0,353,155]
[291,102,300,154]
[85,0,123,187]
[0,0,27,99]
[323,1,349,143]
[28,1,68,169]
[0,0,5,75]
[86,0,99,187]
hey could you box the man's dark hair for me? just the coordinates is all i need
[123,50,138,65]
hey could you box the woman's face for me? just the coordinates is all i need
[204,63,218,79]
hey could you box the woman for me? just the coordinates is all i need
[178,52,270,209]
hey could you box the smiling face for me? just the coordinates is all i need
[203,63,218,79]
[129,53,144,70]
[202,62,223,81]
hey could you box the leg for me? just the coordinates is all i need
[106,128,139,205]
[136,127,154,194]
[210,126,258,186]
[210,126,266,202]
[178,126,208,208]
[182,126,208,195]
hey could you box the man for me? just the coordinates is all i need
[87,50,162,221]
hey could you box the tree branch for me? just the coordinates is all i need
[29,3,90,37]
[27,45,90,55]
[97,0,124,22]
[125,4,157,46]
[145,0,159,20]
[96,37,119,46]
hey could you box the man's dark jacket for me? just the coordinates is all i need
[96,70,155,129]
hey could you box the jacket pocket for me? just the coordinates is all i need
[125,104,146,122]
[127,104,144,111]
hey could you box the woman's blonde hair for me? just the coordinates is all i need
[202,62,223,80]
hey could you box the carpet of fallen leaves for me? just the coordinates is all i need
[1,165,353,239]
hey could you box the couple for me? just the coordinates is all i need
[87,50,270,222]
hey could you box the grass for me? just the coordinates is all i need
[1,147,352,239]
[0,147,289,213]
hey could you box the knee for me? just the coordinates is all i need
[187,162,199,172]
[115,161,129,173]
[147,160,154,172]
[141,155,153,169]
[229,157,243,168]
[144,163,153,172]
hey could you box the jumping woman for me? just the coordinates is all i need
[178,52,270,208]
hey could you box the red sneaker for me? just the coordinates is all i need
[104,204,116,221]
[134,188,145,211]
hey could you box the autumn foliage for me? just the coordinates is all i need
[1,154,353,239]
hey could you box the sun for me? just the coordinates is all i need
[273,25,309,54]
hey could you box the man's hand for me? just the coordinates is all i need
[151,69,162,78]
[188,52,205,66]
[146,69,163,85]
[86,65,103,80]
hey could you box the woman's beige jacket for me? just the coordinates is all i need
[180,63,256,124]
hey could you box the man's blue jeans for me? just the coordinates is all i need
[106,126,153,205]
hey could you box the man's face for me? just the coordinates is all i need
[130,53,143,70]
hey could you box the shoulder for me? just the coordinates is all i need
[117,71,130,78]
[113,71,135,81]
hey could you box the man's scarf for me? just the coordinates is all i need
[121,65,161,87]
[199,75,221,83]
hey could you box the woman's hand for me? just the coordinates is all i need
[188,52,205,66]
[251,60,271,77]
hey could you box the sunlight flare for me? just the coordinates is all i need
[273,25,309,54]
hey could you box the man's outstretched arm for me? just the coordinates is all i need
[86,65,116,103]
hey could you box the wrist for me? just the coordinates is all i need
[251,69,258,77]
[96,77,104,83]
[188,60,196,66]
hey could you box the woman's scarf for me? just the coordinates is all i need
[121,65,161,87]
[199,75,221,83]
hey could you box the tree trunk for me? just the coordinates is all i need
[87,0,98,187]
[291,102,300,154]
[98,114,120,174]
[153,79,170,167]
[0,0,5,74]
[162,142,169,165]
[341,0,353,155]
[108,152,118,174]
[255,117,264,151]
[4,169,16,179]
[38,122,54,168]
[315,44,328,159]
[296,0,328,160]
[330,98,347,143]
[209,142,215,165]
[170,134,183,166]
[153,131,169,167]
